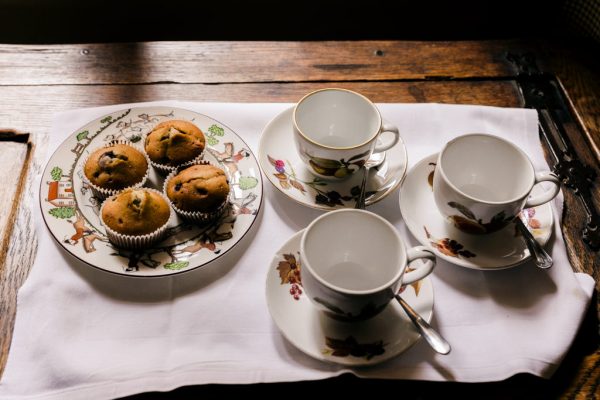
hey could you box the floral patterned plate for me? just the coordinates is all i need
[399,153,554,270]
[266,230,434,366]
[258,107,408,210]
[40,106,262,277]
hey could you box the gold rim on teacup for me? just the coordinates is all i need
[293,88,384,150]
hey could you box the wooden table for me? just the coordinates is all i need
[1,40,599,399]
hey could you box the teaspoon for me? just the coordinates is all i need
[354,152,386,209]
[515,217,553,269]
[395,294,451,355]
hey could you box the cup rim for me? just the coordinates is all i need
[437,133,536,205]
[292,88,383,150]
[300,209,407,295]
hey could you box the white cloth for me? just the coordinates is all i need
[0,101,594,400]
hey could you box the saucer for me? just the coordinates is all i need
[266,230,434,366]
[399,153,554,270]
[258,107,408,210]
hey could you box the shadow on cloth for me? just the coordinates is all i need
[55,207,264,303]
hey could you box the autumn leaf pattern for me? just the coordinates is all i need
[277,253,302,300]
[427,162,436,189]
[323,336,385,360]
[267,154,374,207]
[447,201,477,220]
[447,203,514,234]
[268,155,307,194]
[397,266,423,296]
[424,226,476,258]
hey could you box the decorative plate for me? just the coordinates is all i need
[258,107,408,210]
[40,106,262,277]
[266,230,434,366]
[399,153,554,270]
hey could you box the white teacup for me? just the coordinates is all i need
[293,88,400,180]
[300,209,435,321]
[433,133,561,234]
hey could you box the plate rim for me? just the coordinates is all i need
[258,107,408,211]
[39,105,264,278]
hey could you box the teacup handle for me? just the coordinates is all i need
[524,172,561,208]
[374,122,400,153]
[403,246,436,285]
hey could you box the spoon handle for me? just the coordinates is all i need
[515,217,553,269]
[354,167,369,209]
[395,294,451,355]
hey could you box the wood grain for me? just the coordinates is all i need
[0,81,521,136]
[541,43,600,161]
[0,136,34,378]
[0,142,28,248]
[0,41,529,86]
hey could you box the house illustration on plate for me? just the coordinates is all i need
[46,178,75,207]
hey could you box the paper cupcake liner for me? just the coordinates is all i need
[100,188,173,250]
[163,160,231,224]
[82,140,150,200]
[143,132,205,175]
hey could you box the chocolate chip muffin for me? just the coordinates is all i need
[144,120,206,169]
[101,188,171,236]
[84,143,148,193]
[166,164,230,214]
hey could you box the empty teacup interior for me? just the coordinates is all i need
[303,210,403,292]
[295,89,380,148]
[440,134,534,203]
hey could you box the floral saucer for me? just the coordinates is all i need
[258,107,408,210]
[266,230,434,366]
[399,153,554,270]
[40,106,262,277]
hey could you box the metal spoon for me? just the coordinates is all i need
[354,151,386,209]
[515,216,553,269]
[395,294,452,355]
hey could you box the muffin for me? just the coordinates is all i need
[83,142,149,199]
[164,163,230,222]
[144,120,206,172]
[101,188,171,249]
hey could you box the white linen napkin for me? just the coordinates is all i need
[0,101,594,399]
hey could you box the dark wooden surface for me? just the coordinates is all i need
[0,40,599,399]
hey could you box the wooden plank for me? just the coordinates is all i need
[0,80,521,135]
[542,45,600,162]
[0,41,528,85]
[0,142,28,246]
[0,134,33,378]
